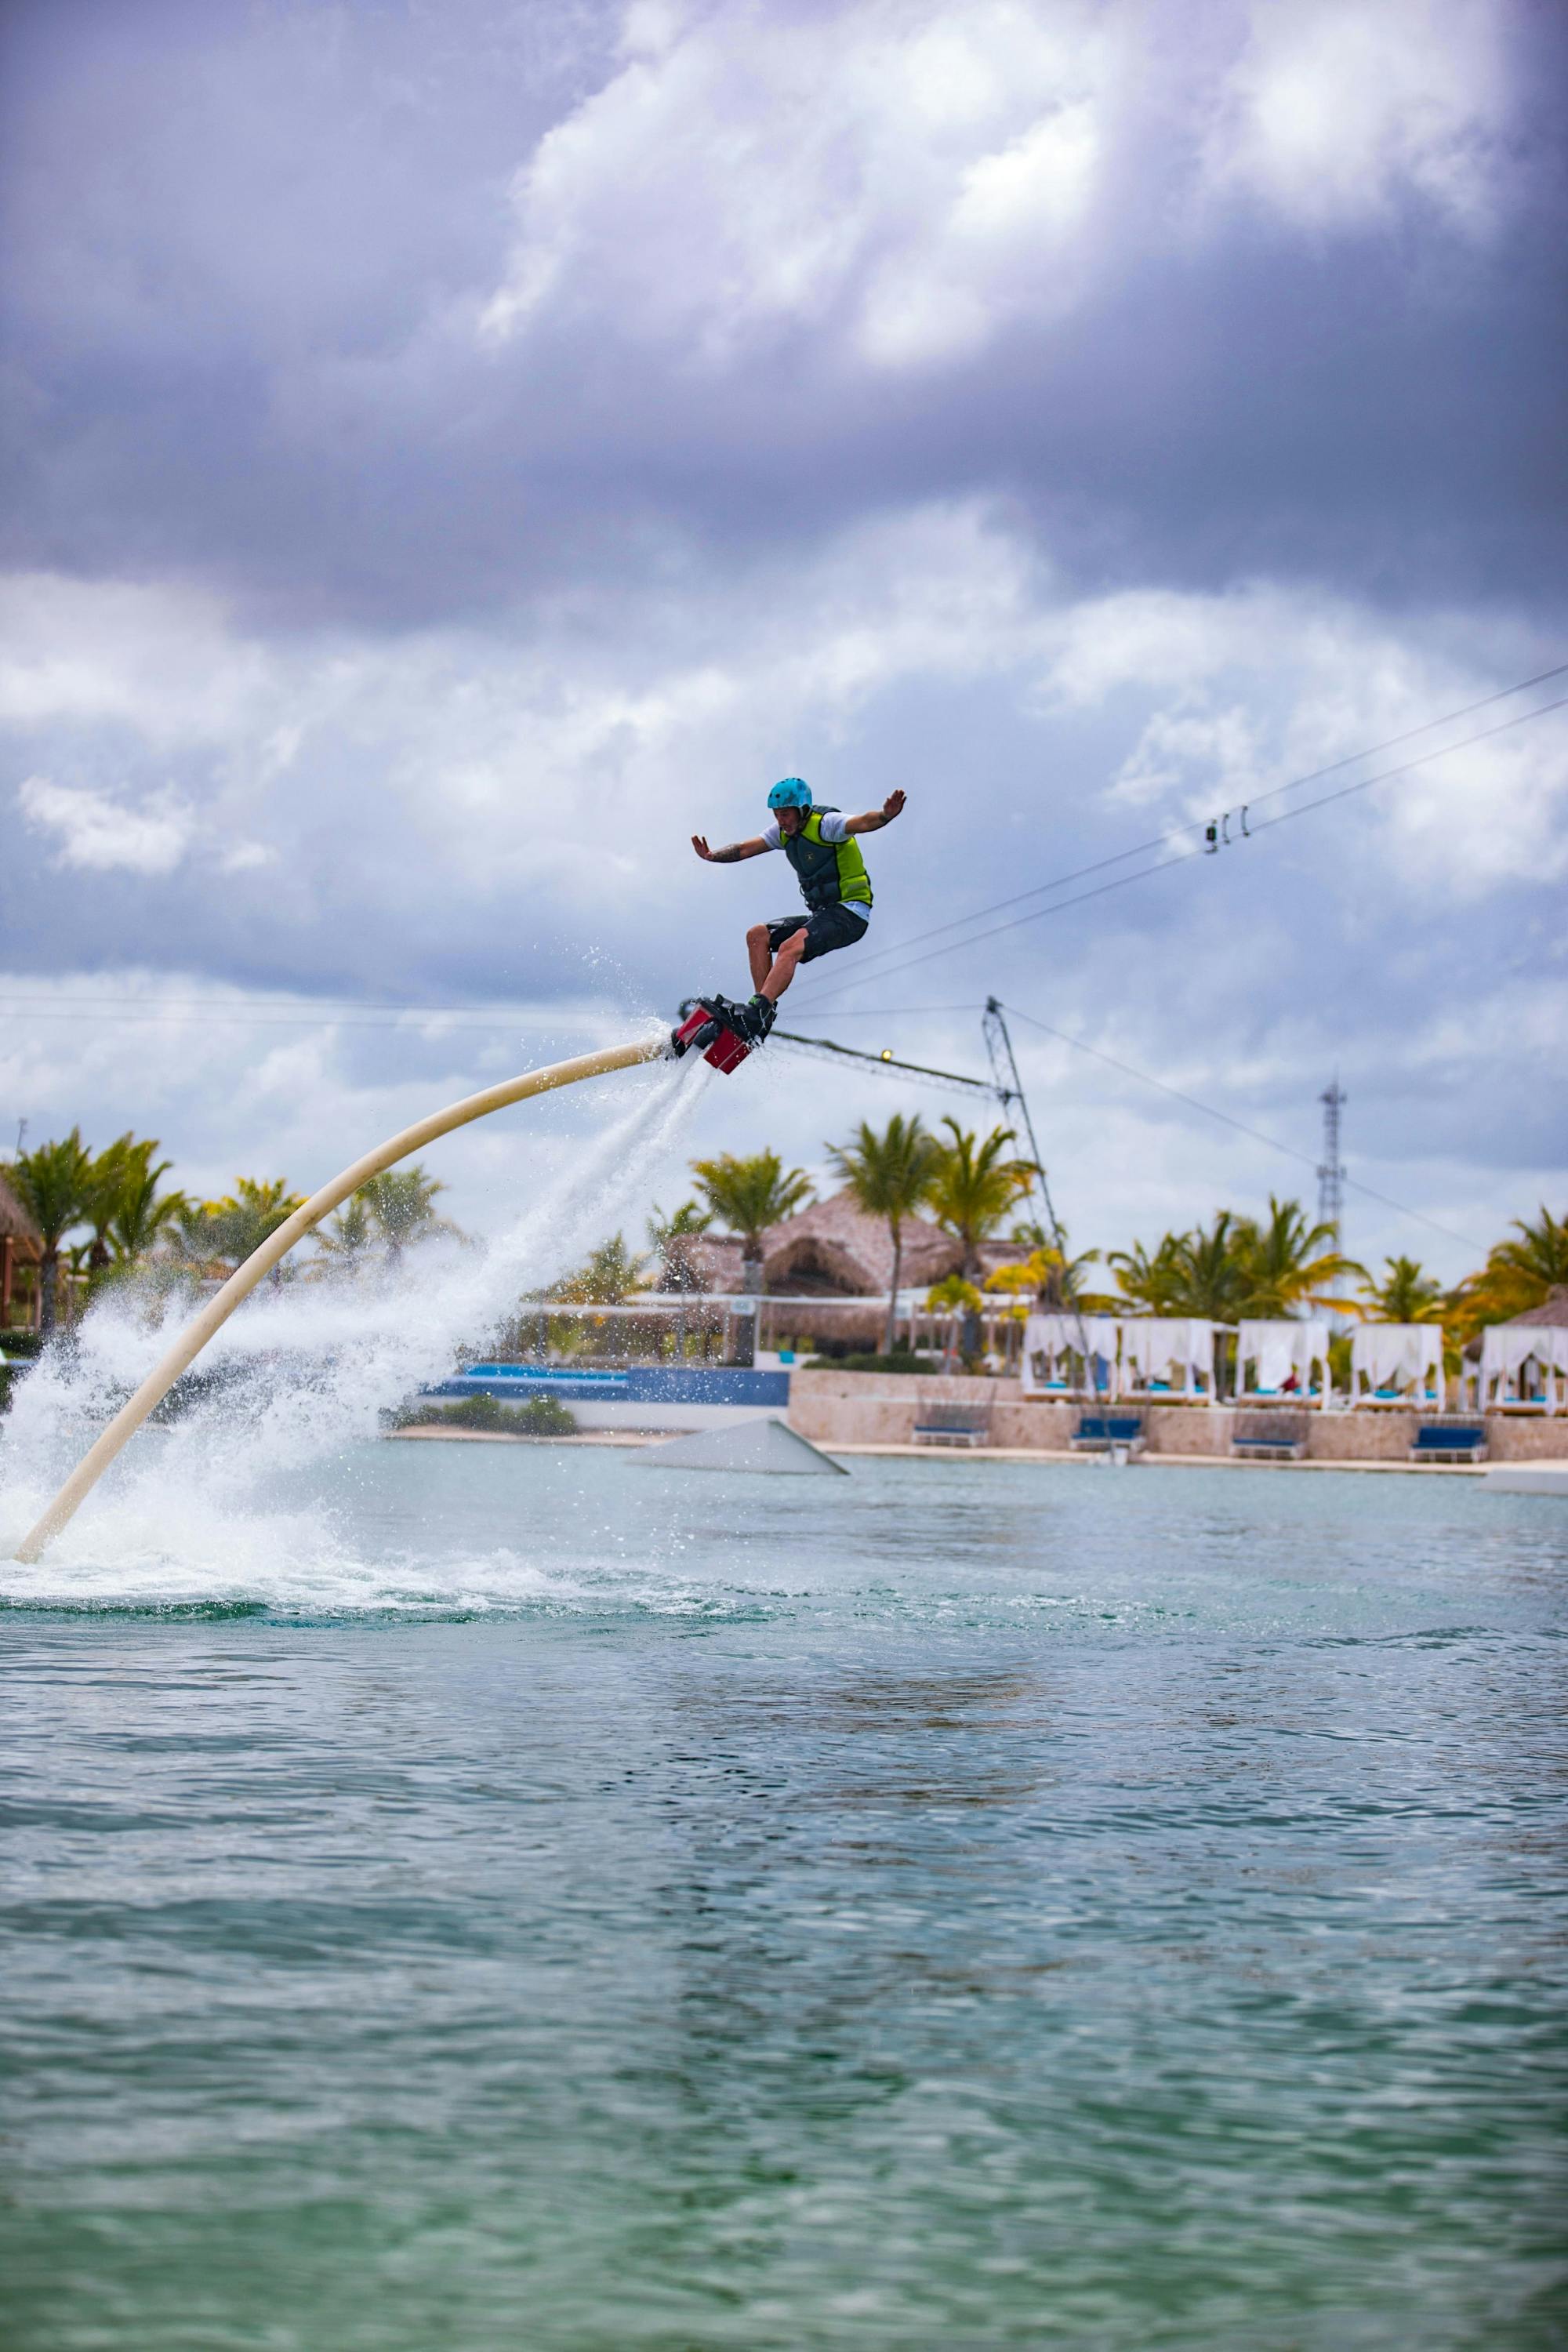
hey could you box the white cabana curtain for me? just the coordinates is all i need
[1350,1323,1443,1407]
[1479,1325,1568,1410]
[1234,1319,1331,1407]
[1117,1319,1216,1399]
[1021,1312,1120,1398]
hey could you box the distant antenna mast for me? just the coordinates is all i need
[1317,1078,1346,1240]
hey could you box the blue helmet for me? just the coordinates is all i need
[768,776,812,811]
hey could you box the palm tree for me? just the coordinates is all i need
[690,1151,814,1281]
[7,1129,94,1332]
[925,1118,1037,1280]
[74,1135,187,1277]
[1107,1232,1187,1315]
[986,1240,1106,1306]
[109,1157,187,1269]
[222,1177,306,1261]
[1478,1205,1568,1316]
[1358,1254,1444,1323]
[558,1233,643,1305]
[647,1200,711,1293]
[179,1177,307,1285]
[1234,1196,1360,1316]
[826,1112,941,1356]
[1169,1211,1254,1322]
[1446,1203,1568,1351]
[315,1195,377,1272]
[79,1132,140,1275]
[356,1164,458,1265]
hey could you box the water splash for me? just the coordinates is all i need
[0,1051,711,1594]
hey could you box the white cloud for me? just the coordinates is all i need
[1029,584,1568,897]
[17,776,196,875]
[0,574,269,742]
[1206,0,1512,231]
[481,0,1117,368]
[478,0,1519,371]
[217,839,276,875]
[6,534,1564,930]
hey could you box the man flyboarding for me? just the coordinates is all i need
[674,778,906,1059]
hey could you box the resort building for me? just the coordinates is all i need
[0,1174,44,1332]
[690,1190,1019,1353]
[1468,1286,1568,1412]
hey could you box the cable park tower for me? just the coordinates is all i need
[1317,1078,1348,1318]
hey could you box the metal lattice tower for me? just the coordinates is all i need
[1316,1079,1346,1240]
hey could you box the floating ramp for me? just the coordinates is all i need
[1483,1462,1568,1497]
[632,1417,847,1476]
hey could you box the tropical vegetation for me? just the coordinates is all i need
[1359,1254,1444,1323]
[689,1151,813,1273]
[646,1200,711,1293]
[7,1129,97,1331]
[924,1119,1037,1279]
[3,1112,1563,1399]
[1106,1198,1359,1322]
[826,1112,942,1356]
[0,1129,465,1330]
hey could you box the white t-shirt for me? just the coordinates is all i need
[760,810,869,921]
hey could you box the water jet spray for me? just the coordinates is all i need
[13,1037,667,1563]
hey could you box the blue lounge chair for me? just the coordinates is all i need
[1231,1411,1308,1461]
[913,1402,993,1448]
[1410,1424,1487,1465]
[1071,1414,1145,1456]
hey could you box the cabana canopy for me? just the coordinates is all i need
[1117,1318,1216,1400]
[1478,1323,1568,1412]
[1234,1319,1331,1408]
[1021,1315,1214,1401]
[1349,1323,1443,1408]
[1021,1312,1119,1399]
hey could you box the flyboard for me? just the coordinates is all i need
[668,993,773,1073]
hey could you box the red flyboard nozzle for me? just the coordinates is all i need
[703,1025,750,1074]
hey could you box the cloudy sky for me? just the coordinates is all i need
[2,0,1564,1280]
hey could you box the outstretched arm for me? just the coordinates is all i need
[692,834,771,862]
[843,789,906,837]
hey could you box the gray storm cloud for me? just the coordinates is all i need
[1,0,1563,1272]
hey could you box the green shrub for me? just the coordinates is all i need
[512,1394,577,1434]
[442,1392,506,1429]
[394,1390,577,1436]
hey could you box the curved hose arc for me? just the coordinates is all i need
[13,1036,666,1563]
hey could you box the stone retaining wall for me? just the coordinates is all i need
[786,1370,1568,1462]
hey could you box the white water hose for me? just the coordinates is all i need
[13,1036,667,1564]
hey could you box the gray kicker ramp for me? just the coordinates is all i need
[1483,1462,1568,1497]
[632,1417,848,1475]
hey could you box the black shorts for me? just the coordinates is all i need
[765,905,869,964]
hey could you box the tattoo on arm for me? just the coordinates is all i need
[709,841,748,862]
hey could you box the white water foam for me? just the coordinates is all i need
[0,1047,716,1608]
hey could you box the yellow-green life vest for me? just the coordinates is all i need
[785,808,873,912]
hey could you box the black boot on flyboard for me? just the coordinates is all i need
[669,992,775,1073]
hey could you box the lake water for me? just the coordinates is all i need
[2,1443,1566,2350]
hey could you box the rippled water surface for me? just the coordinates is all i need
[3,1443,1566,2350]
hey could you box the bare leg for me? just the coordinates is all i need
[746,923,772,992]
[760,926,808,1003]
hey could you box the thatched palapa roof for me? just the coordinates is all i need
[690,1189,1026,1296]
[1501,1284,1568,1327]
[0,1172,44,1258]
